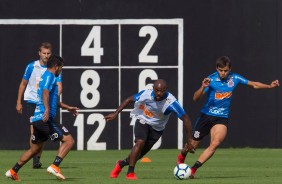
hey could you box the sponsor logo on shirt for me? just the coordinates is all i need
[139,104,154,118]
[208,106,225,115]
[215,91,232,100]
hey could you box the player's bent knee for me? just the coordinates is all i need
[62,135,75,146]
[210,141,221,148]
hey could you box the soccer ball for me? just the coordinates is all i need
[173,163,191,180]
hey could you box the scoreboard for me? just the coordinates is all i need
[0,19,184,150]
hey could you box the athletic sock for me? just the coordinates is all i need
[53,156,63,167]
[127,166,135,174]
[33,156,40,163]
[192,161,202,169]
[181,150,188,157]
[119,158,129,168]
[12,163,22,173]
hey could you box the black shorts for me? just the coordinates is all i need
[32,120,70,144]
[134,120,163,144]
[192,113,228,141]
[26,102,36,123]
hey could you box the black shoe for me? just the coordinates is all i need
[33,162,42,169]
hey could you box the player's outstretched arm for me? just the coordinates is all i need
[248,79,280,89]
[58,101,79,116]
[180,114,195,153]
[104,95,135,122]
[193,78,210,102]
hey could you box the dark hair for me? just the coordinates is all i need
[47,55,64,68]
[39,42,52,52]
[216,56,232,68]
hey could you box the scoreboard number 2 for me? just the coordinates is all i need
[138,26,158,63]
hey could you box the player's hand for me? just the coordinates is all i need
[16,103,23,114]
[270,80,280,88]
[67,106,80,116]
[104,113,118,122]
[202,78,211,88]
[184,143,195,154]
[43,109,50,122]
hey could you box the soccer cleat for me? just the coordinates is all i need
[47,164,66,180]
[126,172,138,180]
[110,160,122,178]
[189,167,197,179]
[33,162,42,169]
[176,152,186,165]
[5,169,20,181]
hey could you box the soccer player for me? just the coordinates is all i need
[105,79,195,180]
[176,56,280,178]
[5,55,78,181]
[16,42,62,168]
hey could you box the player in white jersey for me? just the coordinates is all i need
[105,79,195,180]
[16,42,62,168]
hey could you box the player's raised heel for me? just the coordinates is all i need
[126,172,138,180]
[189,167,197,179]
[5,169,20,181]
[47,164,66,180]
[110,160,122,178]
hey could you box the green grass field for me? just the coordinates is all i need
[0,148,281,184]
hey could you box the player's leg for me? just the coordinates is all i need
[137,125,163,159]
[125,121,152,180]
[190,123,227,178]
[6,120,48,181]
[110,120,148,180]
[6,143,44,181]
[176,114,209,164]
[176,140,200,164]
[30,125,44,168]
[26,102,43,168]
[47,123,74,180]
[33,142,45,168]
